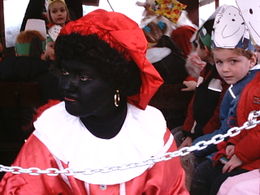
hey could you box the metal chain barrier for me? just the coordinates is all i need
[1,110,260,176]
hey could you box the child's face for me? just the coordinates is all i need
[213,49,256,84]
[49,1,67,26]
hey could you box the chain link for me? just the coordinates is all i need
[1,110,260,176]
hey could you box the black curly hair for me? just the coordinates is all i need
[54,33,142,97]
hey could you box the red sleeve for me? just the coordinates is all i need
[235,130,260,163]
[236,72,260,128]
[232,72,260,165]
[0,135,73,195]
[229,72,260,145]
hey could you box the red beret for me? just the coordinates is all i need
[60,9,163,109]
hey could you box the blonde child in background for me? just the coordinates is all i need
[44,0,70,61]
[46,0,70,28]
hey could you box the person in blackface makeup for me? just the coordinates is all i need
[0,9,189,194]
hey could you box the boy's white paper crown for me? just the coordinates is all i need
[211,4,254,51]
[236,0,260,46]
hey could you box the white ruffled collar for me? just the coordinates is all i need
[33,102,169,184]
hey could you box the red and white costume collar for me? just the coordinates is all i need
[33,102,172,185]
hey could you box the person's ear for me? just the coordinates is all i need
[250,54,257,68]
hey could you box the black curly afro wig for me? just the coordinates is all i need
[54,33,142,97]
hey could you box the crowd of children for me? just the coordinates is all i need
[0,0,259,194]
[185,2,260,194]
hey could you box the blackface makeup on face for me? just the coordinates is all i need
[213,49,256,84]
[59,60,115,118]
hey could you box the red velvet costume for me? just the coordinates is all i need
[0,103,188,195]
